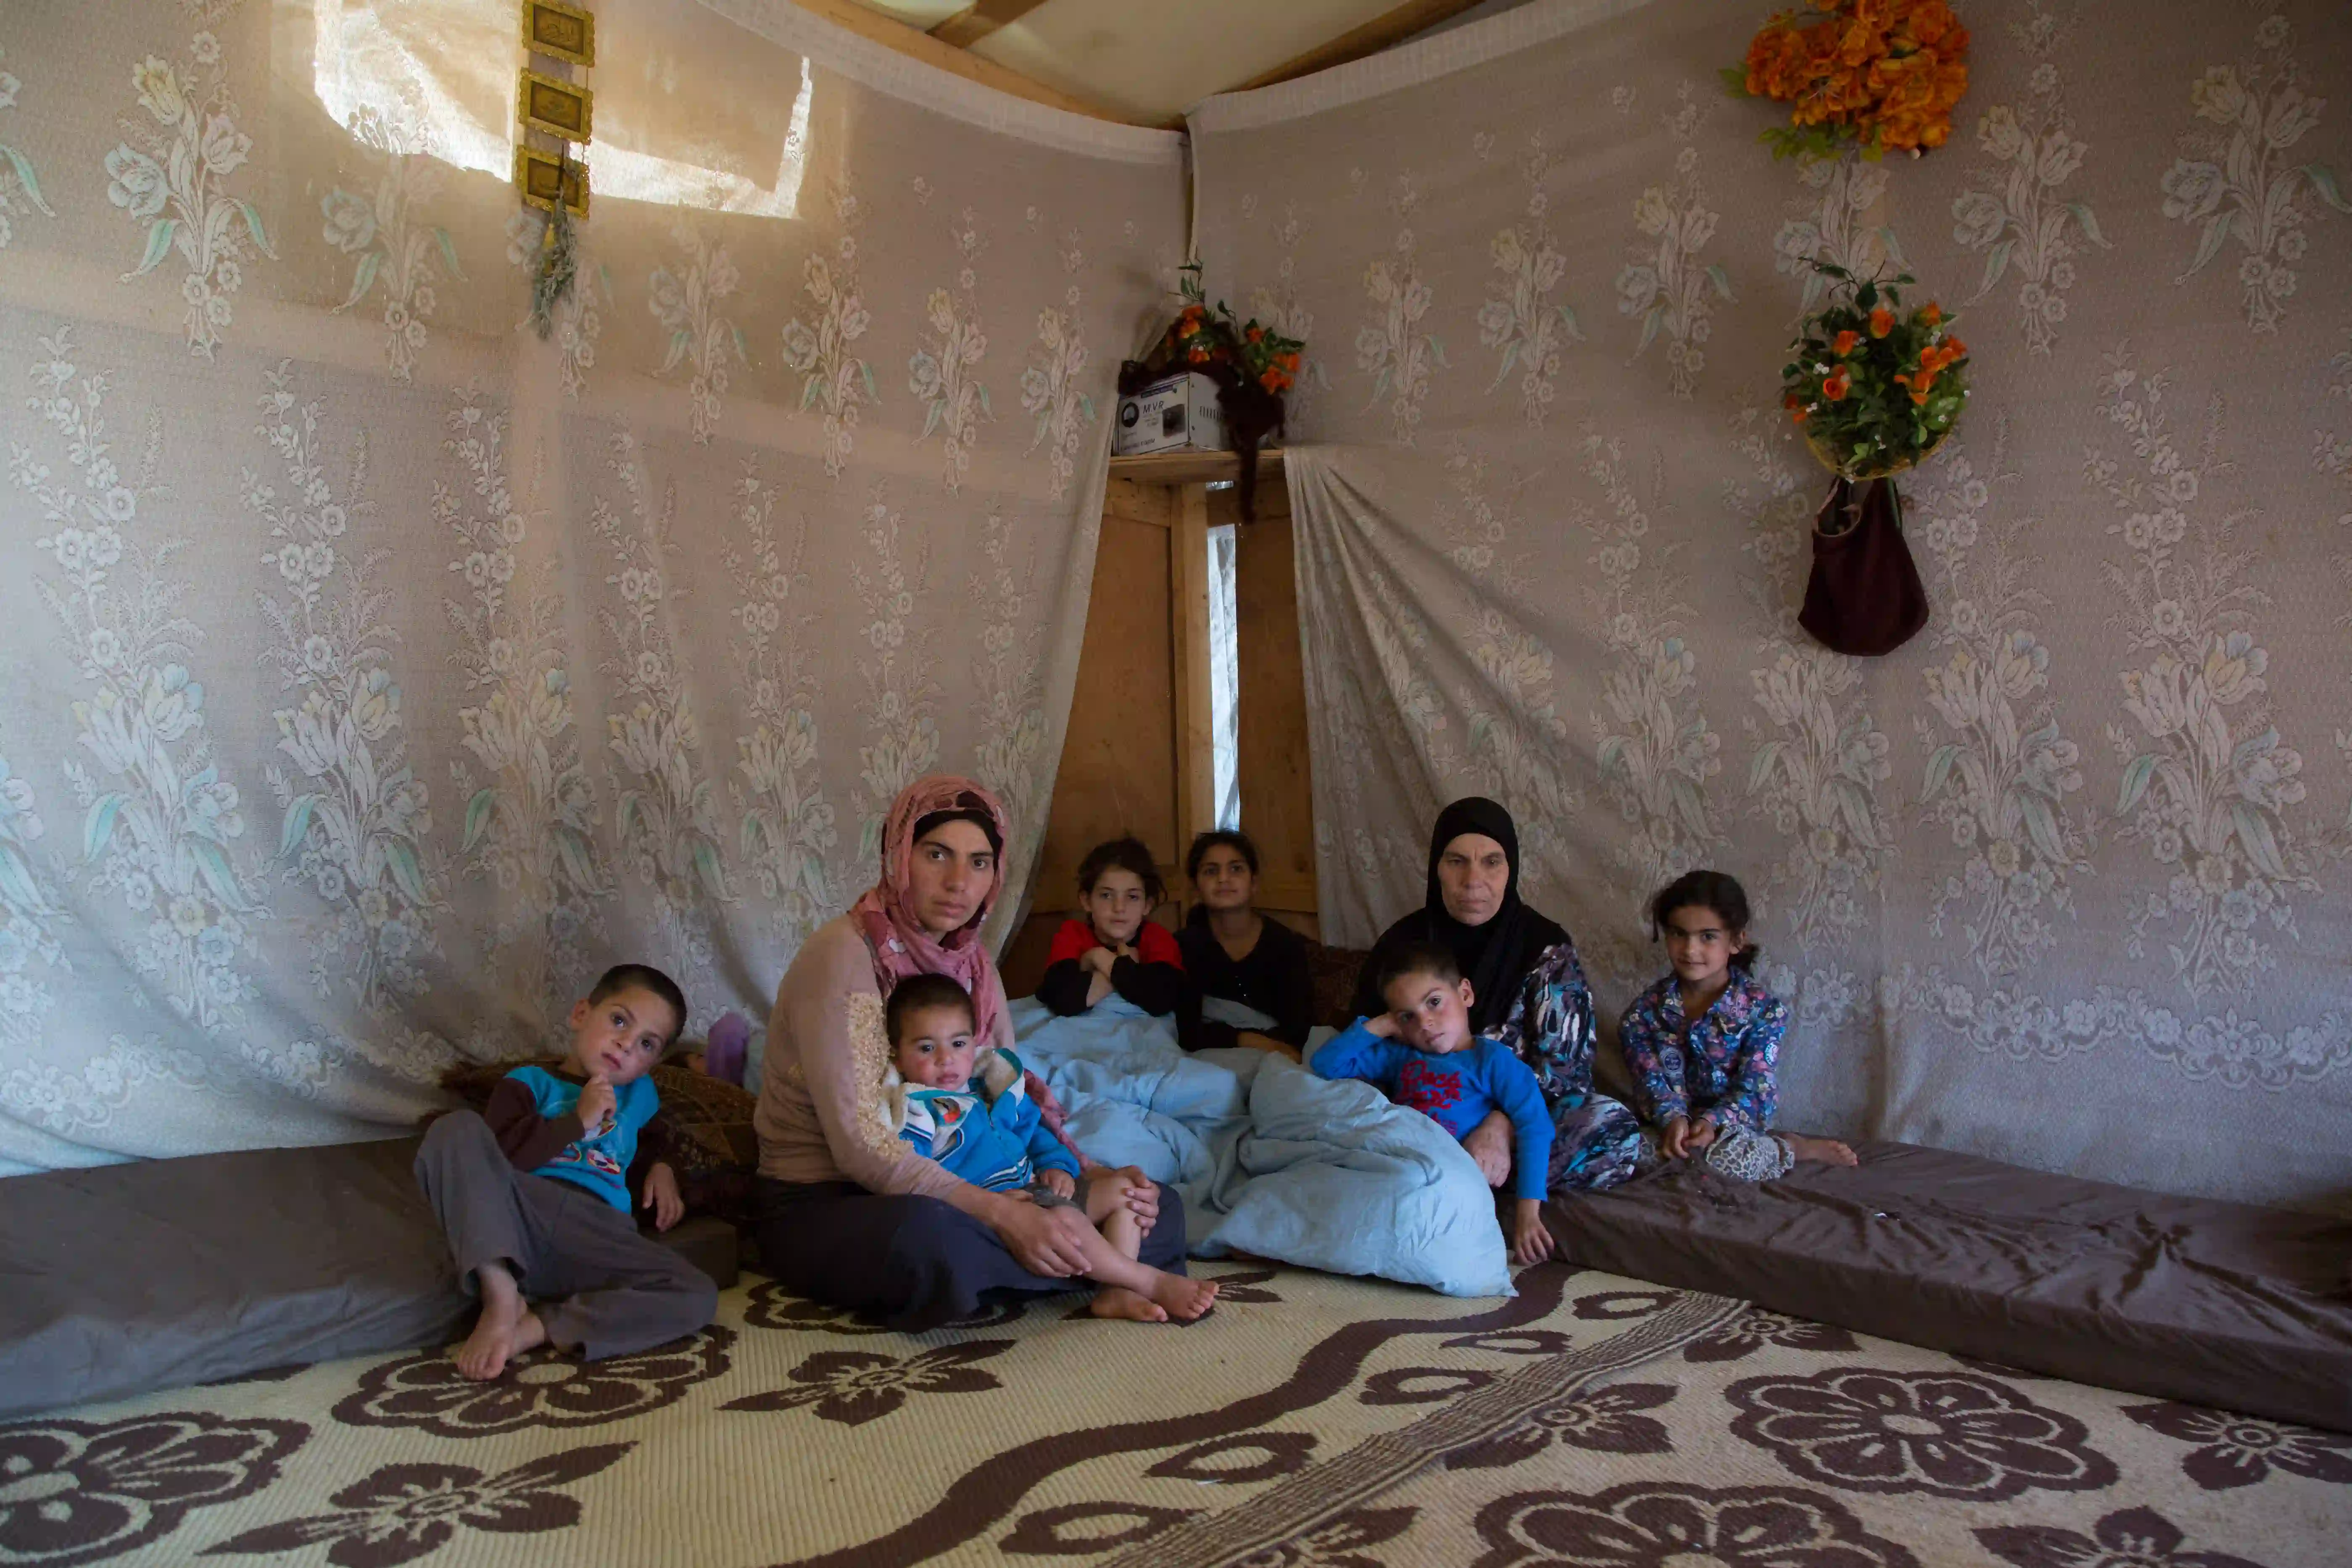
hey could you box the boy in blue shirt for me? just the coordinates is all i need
[882,974,1218,1323]
[1312,939,1558,1266]
[415,963,717,1380]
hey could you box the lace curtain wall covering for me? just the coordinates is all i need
[1192,0,2352,1206]
[0,0,1184,1171]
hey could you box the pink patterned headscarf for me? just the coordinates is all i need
[851,775,1011,1048]
[850,775,1092,1167]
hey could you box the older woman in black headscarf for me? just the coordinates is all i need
[1349,797,1641,1196]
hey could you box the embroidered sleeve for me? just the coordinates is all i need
[1495,942,1599,1109]
[842,990,906,1164]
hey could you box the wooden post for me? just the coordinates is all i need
[1169,481,1217,882]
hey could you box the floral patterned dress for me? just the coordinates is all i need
[1491,941,1643,1193]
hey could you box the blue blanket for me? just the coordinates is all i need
[1010,995,1513,1297]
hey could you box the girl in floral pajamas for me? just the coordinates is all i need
[1619,871,1856,1181]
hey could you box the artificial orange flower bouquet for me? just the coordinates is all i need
[1784,263,1968,479]
[1120,263,1305,522]
[1158,265,1303,396]
[1726,0,1970,160]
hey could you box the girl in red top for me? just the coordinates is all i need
[1036,836,1189,1019]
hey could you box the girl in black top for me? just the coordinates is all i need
[1175,830,1314,1058]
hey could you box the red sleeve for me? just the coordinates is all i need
[1137,920,1184,970]
[1045,919,1101,966]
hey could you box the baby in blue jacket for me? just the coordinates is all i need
[883,975,1217,1323]
[1312,939,1556,1266]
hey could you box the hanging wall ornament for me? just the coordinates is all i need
[515,2,594,341]
[1782,262,1969,656]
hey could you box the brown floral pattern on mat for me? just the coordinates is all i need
[1728,1368,2120,1501]
[1572,1289,1677,1320]
[742,1283,894,1336]
[775,1264,1584,1568]
[1468,1482,1922,1568]
[1445,1329,1577,1356]
[1229,1506,1418,1568]
[334,1328,733,1439]
[200,1442,633,1568]
[742,1284,1028,1335]
[0,1414,307,1568]
[722,1341,1012,1427]
[1684,1308,1860,1363]
[1203,1267,1285,1304]
[1145,1432,1318,1485]
[1975,1504,2267,1568]
[1360,1368,1497,1406]
[999,1502,1199,1555]
[1447,1382,1677,1471]
[2121,1401,2352,1492]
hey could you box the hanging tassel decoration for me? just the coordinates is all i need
[528,152,579,343]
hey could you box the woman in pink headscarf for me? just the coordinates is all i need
[752,775,1186,1330]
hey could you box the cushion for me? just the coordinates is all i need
[438,1059,758,1229]
[0,1137,464,1419]
[1304,941,1368,1030]
[659,1214,742,1292]
[0,1135,737,1419]
[1544,1139,2352,1432]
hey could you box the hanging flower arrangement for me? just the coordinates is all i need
[1785,263,1968,479]
[1725,0,1971,160]
[1120,262,1304,521]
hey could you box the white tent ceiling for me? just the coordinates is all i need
[840,0,1520,122]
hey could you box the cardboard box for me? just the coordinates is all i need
[1113,372,1228,456]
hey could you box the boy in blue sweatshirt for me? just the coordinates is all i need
[1312,939,1557,1266]
[882,974,1218,1323]
[416,963,717,1380]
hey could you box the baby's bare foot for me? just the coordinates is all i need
[1783,1133,1859,1166]
[1148,1272,1218,1323]
[1089,1285,1168,1323]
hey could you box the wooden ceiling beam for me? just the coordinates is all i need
[1234,0,1494,93]
[929,0,1054,51]
[784,0,1154,125]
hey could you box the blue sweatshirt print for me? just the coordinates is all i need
[896,1050,1081,1192]
[503,1064,660,1212]
[1310,1022,1556,1200]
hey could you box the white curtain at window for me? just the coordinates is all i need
[0,0,1184,1170]
[1192,0,2352,1206]
[1208,518,1241,831]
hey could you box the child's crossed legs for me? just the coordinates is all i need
[1049,1165,1217,1323]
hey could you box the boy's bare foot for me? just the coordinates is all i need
[454,1262,549,1380]
[1782,1133,1859,1166]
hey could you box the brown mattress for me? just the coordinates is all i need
[0,1136,741,1419]
[1544,1139,2352,1433]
